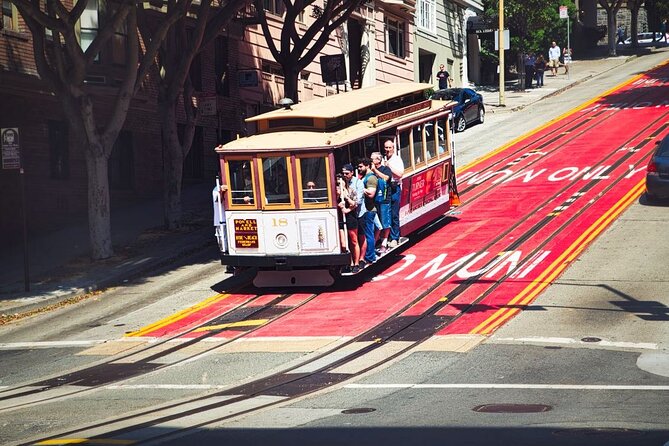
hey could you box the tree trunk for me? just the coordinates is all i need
[283,66,300,102]
[160,100,184,230]
[85,146,113,260]
[608,14,618,56]
[630,8,639,46]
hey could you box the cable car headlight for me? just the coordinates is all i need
[275,233,288,248]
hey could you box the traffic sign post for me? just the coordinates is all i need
[560,6,571,80]
[1,128,30,291]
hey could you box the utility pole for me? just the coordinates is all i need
[499,0,505,106]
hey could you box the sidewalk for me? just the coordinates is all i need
[0,45,663,320]
[478,45,651,113]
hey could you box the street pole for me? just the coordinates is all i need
[498,0,505,107]
[567,14,571,80]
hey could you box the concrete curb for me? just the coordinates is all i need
[0,228,215,318]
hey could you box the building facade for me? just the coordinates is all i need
[0,0,471,249]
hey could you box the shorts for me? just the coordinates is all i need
[548,59,560,68]
[345,212,358,230]
[376,202,391,229]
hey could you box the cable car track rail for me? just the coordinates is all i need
[19,100,669,446]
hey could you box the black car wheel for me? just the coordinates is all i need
[477,107,485,124]
[455,115,467,132]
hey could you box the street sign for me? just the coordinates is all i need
[1,127,20,169]
[559,6,568,19]
[199,95,217,116]
[494,29,510,50]
[320,54,347,84]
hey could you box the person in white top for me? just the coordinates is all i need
[383,139,404,247]
[548,41,561,76]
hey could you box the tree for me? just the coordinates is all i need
[139,0,249,229]
[598,0,625,55]
[627,0,643,47]
[253,0,363,102]
[482,1,575,88]
[11,0,187,259]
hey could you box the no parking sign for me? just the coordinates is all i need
[1,127,20,169]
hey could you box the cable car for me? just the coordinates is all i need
[214,83,460,287]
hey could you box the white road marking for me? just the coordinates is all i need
[0,340,106,349]
[105,384,228,390]
[490,336,658,350]
[345,383,669,390]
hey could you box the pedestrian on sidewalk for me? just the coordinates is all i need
[548,41,561,76]
[617,25,626,45]
[436,64,452,89]
[661,19,668,44]
[534,54,546,87]
[524,52,535,89]
[562,47,572,74]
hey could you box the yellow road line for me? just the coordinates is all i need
[479,181,645,334]
[192,319,268,332]
[35,439,135,445]
[458,70,647,173]
[471,178,646,335]
[125,293,231,337]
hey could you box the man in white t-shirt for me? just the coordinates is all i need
[383,139,404,247]
[548,41,561,76]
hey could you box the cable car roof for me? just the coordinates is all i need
[246,82,434,123]
[218,97,455,153]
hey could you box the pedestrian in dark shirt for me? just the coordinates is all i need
[436,64,452,89]
[524,52,535,89]
[534,54,546,87]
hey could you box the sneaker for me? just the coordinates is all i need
[377,246,388,254]
[342,265,352,274]
[358,260,368,268]
[351,265,361,274]
[388,240,398,248]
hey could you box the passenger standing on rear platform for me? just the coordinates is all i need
[358,158,378,265]
[342,164,364,270]
[383,139,404,248]
[370,151,392,253]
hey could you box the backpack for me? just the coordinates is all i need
[374,176,389,204]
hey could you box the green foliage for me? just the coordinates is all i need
[481,0,576,63]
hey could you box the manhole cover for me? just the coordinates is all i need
[581,337,602,343]
[553,428,643,438]
[472,403,552,413]
[341,408,376,414]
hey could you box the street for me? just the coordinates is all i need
[0,50,668,446]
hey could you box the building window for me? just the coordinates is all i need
[263,0,283,16]
[1,0,17,31]
[386,18,405,58]
[79,0,99,60]
[109,130,133,190]
[49,121,69,180]
[215,36,230,96]
[261,61,283,76]
[416,0,436,34]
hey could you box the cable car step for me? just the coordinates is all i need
[253,269,335,287]
[340,236,409,276]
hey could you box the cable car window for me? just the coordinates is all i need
[299,156,329,204]
[399,130,411,169]
[413,123,425,166]
[262,156,291,204]
[437,119,447,156]
[228,159,255,205]
[424,120,438,161]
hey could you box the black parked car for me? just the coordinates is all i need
[645,133,669,202]
[430,87,485,132]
